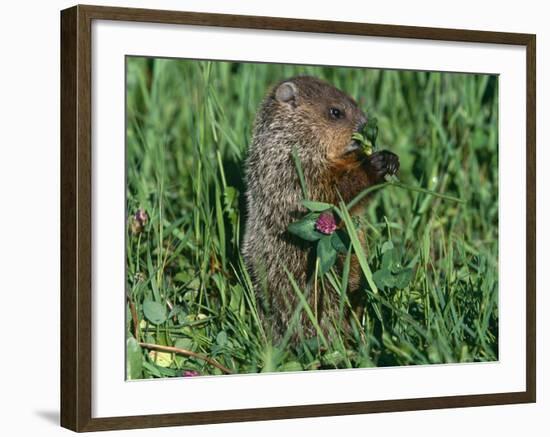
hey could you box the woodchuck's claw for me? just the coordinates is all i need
[367,150,400,180]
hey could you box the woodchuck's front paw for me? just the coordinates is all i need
[367,150,400,181]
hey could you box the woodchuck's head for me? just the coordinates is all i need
[253,76,368,171]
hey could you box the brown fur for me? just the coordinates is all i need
[242,76,394,343]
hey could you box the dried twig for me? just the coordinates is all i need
[139,342,233,375]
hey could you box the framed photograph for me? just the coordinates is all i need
[60,4,536,432]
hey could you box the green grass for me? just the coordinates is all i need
[125,57,498,379]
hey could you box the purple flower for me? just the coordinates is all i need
[134,208,149,226]
[130,208,149,235]
[315,212,337,235]
[183,370,200,377]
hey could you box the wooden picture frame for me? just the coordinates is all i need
[60,4,536,432]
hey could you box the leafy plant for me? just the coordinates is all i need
[351,112,379,155]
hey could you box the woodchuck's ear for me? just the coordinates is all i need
[275,81,298,108]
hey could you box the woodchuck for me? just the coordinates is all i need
[242,76,399,344]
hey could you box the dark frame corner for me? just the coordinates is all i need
[60,4,536,432]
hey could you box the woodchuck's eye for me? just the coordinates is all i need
[329,107,345,120]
